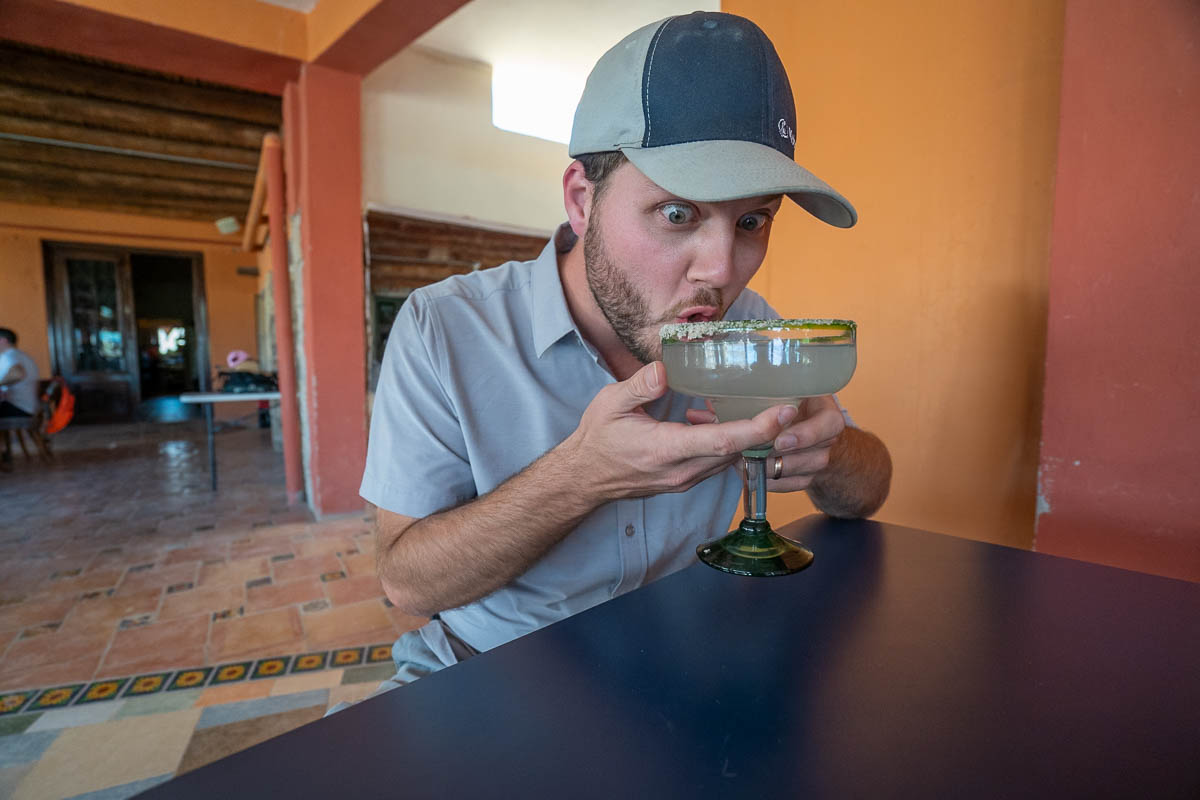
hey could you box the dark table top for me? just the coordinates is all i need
[146,516,1200,798]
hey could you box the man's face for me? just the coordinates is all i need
[583,163,782,363]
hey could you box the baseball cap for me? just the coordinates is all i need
[569,11,857,228]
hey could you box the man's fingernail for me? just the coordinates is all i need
[776,434,797,450]
[777,405,798,425]
[646,364,661,390]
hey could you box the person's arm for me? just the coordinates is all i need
[376,361,799,617]
[687,394,892,518]
[0,361,25,387]
[805,426,892,518]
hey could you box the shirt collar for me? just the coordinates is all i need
[531,222,583,358]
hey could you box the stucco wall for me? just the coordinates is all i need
[726,0,1066,549]
[361,45,567,232]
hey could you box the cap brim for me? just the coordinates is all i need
[620,140,857,228]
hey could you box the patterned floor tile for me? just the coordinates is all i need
[112,689,202,720]
[29,684,85,711]
[271,552,342,583]
[209,661,253,685]
[0,729,61,768]
[325,682,380,710]
[269,670,343,696]
[193,680,273,708]
[77,679,129,705]
[194,688,330,730]
[0,764,34,798]
[10,708,201,800]
[209,607,303,663]
[367,643,394,663]
[0,424,398,705]
[290,651,328,673]
[0,691,35,717]
[0,713,40,737]
[249,657,291,680]
[61,772,173,800]
[341,664,395,685]
[175,704,326,777]
[167,668,213,692]
[27,701,123,732]
[120,673,173,698]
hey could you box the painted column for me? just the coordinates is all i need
[295,64,367,516]
[1036,0,1200,581]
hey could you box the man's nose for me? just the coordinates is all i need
[686,226,737,288]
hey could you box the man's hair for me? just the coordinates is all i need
[575,151,628,205]
[0,328,15,346]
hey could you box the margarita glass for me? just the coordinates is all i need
[660,319,857,576]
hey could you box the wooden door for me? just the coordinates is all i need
[45,243,140,421]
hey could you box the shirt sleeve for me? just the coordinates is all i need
[359,292,478,517]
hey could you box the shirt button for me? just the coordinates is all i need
[625,524,635,537]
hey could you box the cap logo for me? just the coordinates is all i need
[778,118,796,147]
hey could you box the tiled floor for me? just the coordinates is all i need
[0,420,425,697]
[0,660,394,798]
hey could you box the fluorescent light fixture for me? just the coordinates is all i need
[491,61,583,145]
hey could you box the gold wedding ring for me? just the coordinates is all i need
[772,456,784,480]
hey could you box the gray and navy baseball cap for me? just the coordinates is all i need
[569,11,857,228]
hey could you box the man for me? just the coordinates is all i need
[360,12,891,689]
[0,327,40,467]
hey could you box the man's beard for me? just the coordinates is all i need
[583,212,722,364]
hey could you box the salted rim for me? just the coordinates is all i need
[660,318,856,342]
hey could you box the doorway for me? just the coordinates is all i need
[43,242,210,423]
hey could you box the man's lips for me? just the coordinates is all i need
[673,306,720,323]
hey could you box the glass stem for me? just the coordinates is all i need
[742,456,768,522]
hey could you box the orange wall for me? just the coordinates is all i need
[1035,0,1200,581]
[725,1,1065,547]
[0,201,260,420]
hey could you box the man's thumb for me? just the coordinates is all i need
[616,361,666,409]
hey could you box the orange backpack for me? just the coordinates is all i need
[43,377,75,435]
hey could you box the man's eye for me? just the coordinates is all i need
[738,213,769,232]
[660,203,695,224]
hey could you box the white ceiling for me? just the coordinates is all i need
[413,0,718,76]
[255,1,717,73]
[411,0,718,142]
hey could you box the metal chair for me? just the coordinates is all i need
[0,379,56,466]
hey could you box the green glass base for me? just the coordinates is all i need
[696,518,814,577]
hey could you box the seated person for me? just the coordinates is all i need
[359,12,892,694]
[0,327,40,465]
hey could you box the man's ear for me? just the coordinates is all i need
[562,160,593,239]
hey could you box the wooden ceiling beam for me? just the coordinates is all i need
[0,159,253,202]
[0,114,259,167]
[0,44,281,128]
[0,138,254,187]
[0,178,245,221]
[0,83,275,150]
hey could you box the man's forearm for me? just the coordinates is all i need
[806,427,892,518]
[376,441,603,617]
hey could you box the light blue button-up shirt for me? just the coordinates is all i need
[362,224,784,654]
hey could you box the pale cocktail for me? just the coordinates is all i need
[660,319,857,576]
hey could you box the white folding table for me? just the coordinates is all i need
[179,391,281,491]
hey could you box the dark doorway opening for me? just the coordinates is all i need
[131,254,200,422]
[44,241,209,423]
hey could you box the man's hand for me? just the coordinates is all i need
[686,394,892,517]
[767,395,845,493]
[559,361,799,504]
